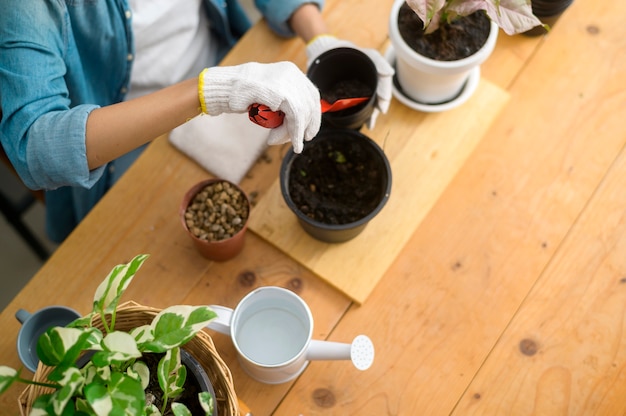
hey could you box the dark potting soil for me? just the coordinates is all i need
[321,79,374,104]
[288,135,385,225]
[142,352,206,415]
[397,3,491,61]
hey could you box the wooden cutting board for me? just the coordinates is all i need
[248,78,510,304]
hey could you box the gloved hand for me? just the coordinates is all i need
[306,35,394,130]
[199,61,321,153]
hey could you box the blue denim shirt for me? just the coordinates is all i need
[0,0,323,242]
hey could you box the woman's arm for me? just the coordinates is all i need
[85,78,200,170]
[288,3,328,43]
[85,3,328,171]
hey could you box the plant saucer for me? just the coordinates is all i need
[384,45,481,113]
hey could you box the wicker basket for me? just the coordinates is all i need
[18,301,239,416]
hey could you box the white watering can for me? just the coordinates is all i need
[206,286,374,384]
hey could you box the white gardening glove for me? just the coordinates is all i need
[199,61,321,153]
[306,35,394,130]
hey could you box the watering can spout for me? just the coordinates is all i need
[306,335,375,371]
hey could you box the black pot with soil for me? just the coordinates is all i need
[307,47,378,130]
[142,349,217,416]
[280,128,392,243]
[75,348,217,416]
[523,0,574,36]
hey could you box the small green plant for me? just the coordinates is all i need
[0,254,217,416]
[406,0,545,35]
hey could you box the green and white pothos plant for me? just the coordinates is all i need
[0,254,217,416]
[407,0,545,35]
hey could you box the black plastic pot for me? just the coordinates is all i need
[180,348,218,416]
[523,0,574,36]
[75,349,217,415]
[280,128,392,243]
[307,47,378,130]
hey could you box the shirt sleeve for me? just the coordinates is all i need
[255,0,325,38]
[0,0,105,190]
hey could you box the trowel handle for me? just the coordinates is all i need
[248,104,285,128]
[205,305,234,335]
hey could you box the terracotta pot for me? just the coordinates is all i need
[280,129,392,243]
[388,0,498,105]
[307,47,378,130]
[523,0,574,36]
[180,179,250,261]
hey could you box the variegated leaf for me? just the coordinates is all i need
[51,367,83,415]
[405,0,446,32]
[171,402,192,416]
[37,326,102,371]
[85,372,144,416]
[405,0,542,35]
[129,324,154,344]
[29,393,53,416]
[91,331,142,366]
[0,366,18,394]
[199,391,215,415]
[158,348,185,397]
[93,254,149,318]
[143,306,216,352]
[130,360,150,390]
[146,404,162,416]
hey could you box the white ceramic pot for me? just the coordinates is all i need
[388,0,498,104]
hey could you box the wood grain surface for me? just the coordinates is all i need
[1,0,624,415]
[249,79,509,304]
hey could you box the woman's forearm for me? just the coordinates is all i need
[85,77,201,170]
[289,3,328,43]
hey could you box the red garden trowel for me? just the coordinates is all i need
[248,96,369,129]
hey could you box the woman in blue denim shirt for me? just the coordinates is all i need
[0,0,392,243]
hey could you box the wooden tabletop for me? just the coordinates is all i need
[2,0,626,414]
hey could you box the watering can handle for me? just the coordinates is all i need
[205,305,234,335]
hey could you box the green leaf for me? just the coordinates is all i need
[51,367,83,415]
[82,361,112,386]
[129,324,154,345]
[85,373,144,416]
[0,366,18,394]
[143,306,216,352]
[158,348,185,398]
[199,391,215,415]
[171,402,192,416]
[38,327,103,381]
[129,361,149,390]
[91,331,142,367]
[67,313,96,329]
[30,393,54,416]
[93,254,150,318]
[145,404,162,416]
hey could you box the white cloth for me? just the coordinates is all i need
[169,113,270,184]
[127,0,217,100]
[199,61,322,154]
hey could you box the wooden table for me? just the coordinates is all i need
[2,0,625,414]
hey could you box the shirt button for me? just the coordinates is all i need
[125,10,132,19]
[121,87,128,94]
[127,54,133,61]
